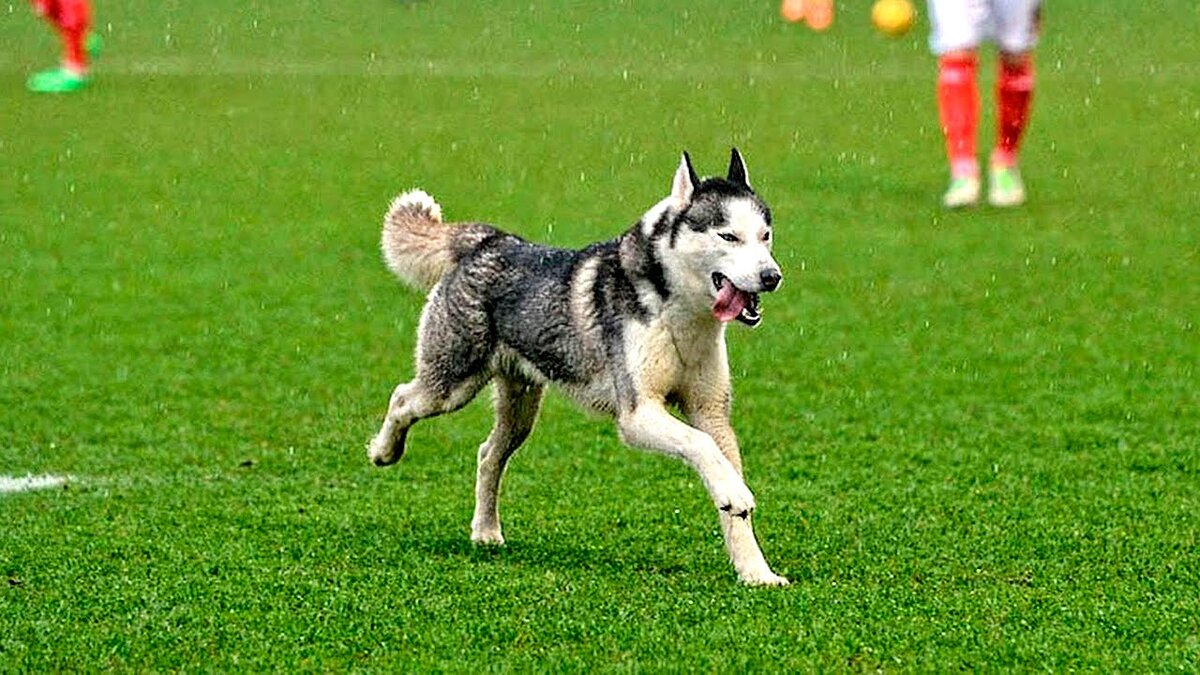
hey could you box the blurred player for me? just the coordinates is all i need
[27,0,101,93]
[928,0,1041,207]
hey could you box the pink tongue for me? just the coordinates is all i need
[712,278,748,322]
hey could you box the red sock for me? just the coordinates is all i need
[937,54,980,178]
[49,0,92,73]
[994,56,1035,167]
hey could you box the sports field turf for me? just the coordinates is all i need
[2,0,1198,670]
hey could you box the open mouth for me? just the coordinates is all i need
[711,272,762,326]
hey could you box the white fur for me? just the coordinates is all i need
[670,155,695,207]
[717,198,778,293]
[389,189,442,223]
[607,308,786,586]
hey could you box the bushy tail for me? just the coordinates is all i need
[380,189,455,290]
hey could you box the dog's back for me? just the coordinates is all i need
[388,198,620,397]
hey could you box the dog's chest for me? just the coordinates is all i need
[624,316,726,401]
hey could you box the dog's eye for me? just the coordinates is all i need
[762,230,772,243]
[717,232,740,243]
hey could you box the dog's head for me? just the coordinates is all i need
[662,149,781,327]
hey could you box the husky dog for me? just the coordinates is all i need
[368,149,787,586]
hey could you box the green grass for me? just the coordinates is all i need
[2,0,1199,670]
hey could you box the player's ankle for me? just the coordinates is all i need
[950,157,979,179]
[62,62,87,77]
[990,148,1017,169]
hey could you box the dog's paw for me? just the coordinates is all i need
[470,528,505,546]
[740,569,790,587]
[366,427,408,466]
[713,477,756,519]
[470,513,506,545]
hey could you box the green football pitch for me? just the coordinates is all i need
[2,1,1197,669]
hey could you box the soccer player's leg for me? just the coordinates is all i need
[988,0,1041,206]
[989,51,1033,206]
[27,0,93,93]
[937,51,982,207]
[928,0,984,207]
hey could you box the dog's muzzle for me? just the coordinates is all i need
[712,272,764,326]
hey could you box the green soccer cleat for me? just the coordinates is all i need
[942,175,981,208]
[26,67,88,93]
[988,165,1027,207]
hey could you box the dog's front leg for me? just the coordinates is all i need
[716,511,788,586]
[618,402,755,518]
[687,410,789,587]
[618,402,786,585]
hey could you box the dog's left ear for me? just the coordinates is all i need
[671,151,700,206]
[727,147,753,191]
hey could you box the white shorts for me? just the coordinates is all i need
[927,0,1043,55]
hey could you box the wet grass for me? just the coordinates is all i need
[2,0,1199,670]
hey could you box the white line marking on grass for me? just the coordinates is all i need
[0,474,72,494]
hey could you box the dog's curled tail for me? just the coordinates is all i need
[381,189,454,290]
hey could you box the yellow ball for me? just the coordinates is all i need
[872,0,915,37]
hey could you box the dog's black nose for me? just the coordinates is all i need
[760,269,782,291]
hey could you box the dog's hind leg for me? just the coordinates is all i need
[368,285,495,466]
[367,373,490,466]
[470,377,545,545]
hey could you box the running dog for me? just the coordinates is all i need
[367,149,788,585]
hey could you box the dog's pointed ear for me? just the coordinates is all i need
[671,151,699,206]
[727,147,752,190]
